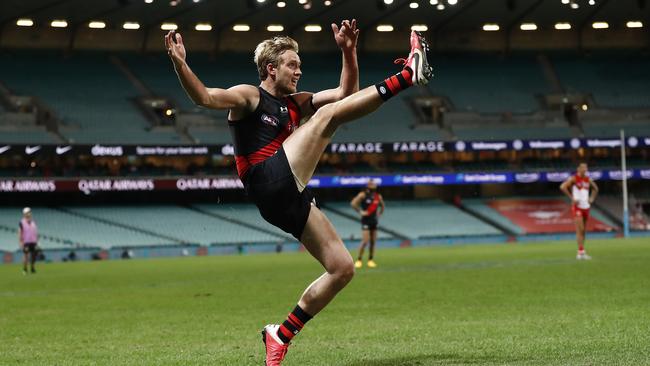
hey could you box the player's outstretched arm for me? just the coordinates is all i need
[165,31,255,111]
[589,179,599,204]
[560,177,575,202]
[310,19,360,110]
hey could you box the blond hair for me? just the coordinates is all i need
[254,36,299,81]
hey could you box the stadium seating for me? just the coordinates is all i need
[64,205,282,245]
[0,208,80,250]
[2,50,648,144]
[0,51,180,144]
[452,122,572,140]
[187,125,232,144]
[192,203,291,239]
[0,127,59,143]
[552,51,650,109]
[430,53,548,114]
[320,202,394,240]
[358,200,501,239]
[0,207,173,249]
[581,119,650,138]
[462,199,526,234]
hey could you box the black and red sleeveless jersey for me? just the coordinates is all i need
[361,191,381,218]
[229,87,301,180]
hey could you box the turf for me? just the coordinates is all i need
[1,238,649,365]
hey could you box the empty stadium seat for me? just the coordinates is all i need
[552,51,650,109]
[65,205,282,245]
[0,51,181,144]
[430,53,548,114]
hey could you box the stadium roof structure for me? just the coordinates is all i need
[1,0,647,35]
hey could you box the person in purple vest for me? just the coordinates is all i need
[19,207,38,274]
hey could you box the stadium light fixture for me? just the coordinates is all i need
[145,0,153,3]
[384,0,394,4]
[570,2,579,8]
[592,21,609,29]
[232,24,250,31]
[588,0,595,4]
[161,23,178,30]
[257,0,266,2]
[88,21,106,29]
[299,0,308,3]
[305,24,322,32]
[409,2,419,8]
[276,1,286,7]
[430,0,438,4]
[561,0,569,3]
[436,3,445,10]
[267,24,284,32]
[554,22,572,30]
[51,20,68,28]
[16,19,34,27]
[411,24,428,32]
[324,0,332,5]
[482,23,500,31]
[447,0,457,4]
[581,104,588,111]
[520,23,537,31]
[626,21,643,28]
[376,24,394,32]
[195,23,212,31]
[123,22,140,30]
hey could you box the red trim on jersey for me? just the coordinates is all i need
[235,97,301,179]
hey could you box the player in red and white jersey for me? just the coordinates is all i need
[560,163,599,260]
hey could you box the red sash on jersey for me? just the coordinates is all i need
[366,192,380,215]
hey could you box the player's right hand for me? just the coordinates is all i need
[360,210,368,216]
[165,30,186,67]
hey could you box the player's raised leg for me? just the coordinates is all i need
[283,31,432,186]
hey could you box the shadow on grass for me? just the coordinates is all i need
[345,353,522,366]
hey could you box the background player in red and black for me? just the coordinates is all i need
[351,181,385,268]
[167,21,432,365]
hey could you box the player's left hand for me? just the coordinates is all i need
[332,19,359,52]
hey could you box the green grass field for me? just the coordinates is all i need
[2,238,649,365]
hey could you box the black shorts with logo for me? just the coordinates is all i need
[23,242,37,254]
[243,147,314,240]
[361,216,378,231]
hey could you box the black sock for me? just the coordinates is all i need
[277,305,313,344]
[375,67,414,101]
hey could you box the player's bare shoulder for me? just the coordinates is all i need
[227,84,262,120]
